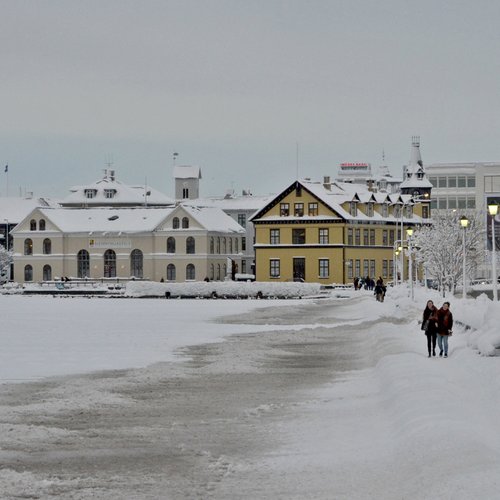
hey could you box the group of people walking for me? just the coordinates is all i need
[421,300,454,357]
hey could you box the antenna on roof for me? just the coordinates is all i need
[382,149,386,164]
[173,152,179,166]
[296,142,299,180]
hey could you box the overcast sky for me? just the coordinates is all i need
[1,0,500,200]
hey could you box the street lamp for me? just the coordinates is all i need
[488,203,498,301]
[406,228,414,300]
[460,216,469,300]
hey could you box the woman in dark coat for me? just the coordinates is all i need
[422,300,438,357]
[437,302,453,357]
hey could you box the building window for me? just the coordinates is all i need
[389,260,394,279]
[367,203,374,217]
[104,249,116,278]
[43,264,52,281]
[186,263,195,280]
[438,198,446,209]
[186,236,195,254]
[24,265,33,282]
[84,189,97,199]
[382,204,388,217]
[229,238,233,254]
[222,238,227,254]
[370,229,375,246]
[355,229,360,246]
[370,259,376,278]
[77,249,90,278]
[210,263,214,280]
[389,230,395,245]
[350,202,357,217]
[280,203,290,216]
[363,259,369,277]
[130,249,143,278]
[422,205,429,219]
[167,264,176,281]
[308,203,318,216]
[270,229,280,244]
[484,176,500,193]
[241,237,245,251]
[270,259,280,278]
[393,205,401,218]
[43,238,51,255]
[30,219,36,231]
[217,264,221,280]
[438,177,447,188]
[210,237,214,254]
[457,197,466,209]
[235,238,239,253]
[319,259,329,278]
[237,214,246,228]
[241,260,247,273]
[173,217,180,229]
[467,197,475,209]
[347,228,353,245]
[405,205,413,218]
[457,176,466,188]
[347,259,354,279]
[467,176,476,188]
[429,176,437,187]
[182,217,189,229]
[382,260,388,279]
[448,197,457,209]
[294,203,304,217]
[39,219,46,231]
[363,229,369,246]
[382,230,388,246]
[104,189,116,199]
[216,237,221,253]
[223,263,227,278]
[319,228,329,244]
[167,237,176,253]
[292,228,306,244]
[24,238,33,255]
[448,176,457,188]
[355,259,360,278]
[182,188,189,199]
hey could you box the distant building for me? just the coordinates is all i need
[62,169,174,207]
[173,165,201,201]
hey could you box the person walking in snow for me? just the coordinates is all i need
[437,302,453,357]
[421,300,438,357]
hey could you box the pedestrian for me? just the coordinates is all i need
[353,277,359,290]
[437,301,453,357]
[421,299,438,357]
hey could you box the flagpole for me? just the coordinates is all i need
[4,165,8,197]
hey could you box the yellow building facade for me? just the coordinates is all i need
[251,179,430,285]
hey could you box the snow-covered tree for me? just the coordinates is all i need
[0,245,13,282]
[411,211,484,294]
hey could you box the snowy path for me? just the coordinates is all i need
[0,291,499,498]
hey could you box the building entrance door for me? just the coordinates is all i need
[293,258,305,282]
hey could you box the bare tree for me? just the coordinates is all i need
[0,245,13,282]
[411,211,484,294]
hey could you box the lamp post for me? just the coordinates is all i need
[460,216,469,300]
[488,204,498,301]
[406,228,414,300]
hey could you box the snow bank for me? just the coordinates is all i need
[126,280,324,299]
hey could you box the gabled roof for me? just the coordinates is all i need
[12,207,174,234]
[251,178,428,224]
[175,205,245,233]
[173,165,202,179]
[0,197,57,223]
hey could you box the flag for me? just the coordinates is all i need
[4,165,7,173]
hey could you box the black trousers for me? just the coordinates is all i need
[426,332,437,354]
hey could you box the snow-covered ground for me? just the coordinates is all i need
[0,286,499,498]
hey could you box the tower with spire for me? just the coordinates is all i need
[400,136,433,199]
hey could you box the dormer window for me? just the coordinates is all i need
[366,202,374,217]
[280,203,290,217]
[382,203,389,217]
[85,189,97,199]
[104,189,117,199]
[405,205,413,218]
[393,205,401,218]
[350,201,358,217]
[294,203,304,217]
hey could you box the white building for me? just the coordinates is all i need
[11,205,245,283]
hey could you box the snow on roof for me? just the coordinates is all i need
[63,172,174,206]
[173,165,202,179]
[180,205,245,233]
[184,193,274,211]
[0,197,56,223]
[35,207,173,233]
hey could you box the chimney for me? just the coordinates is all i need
[323,176,331,190]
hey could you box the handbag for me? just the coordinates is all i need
[421,319,429,331]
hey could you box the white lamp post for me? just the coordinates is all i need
[460,216,469,300]
[406,228,414,300]
[488,204,498,301]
